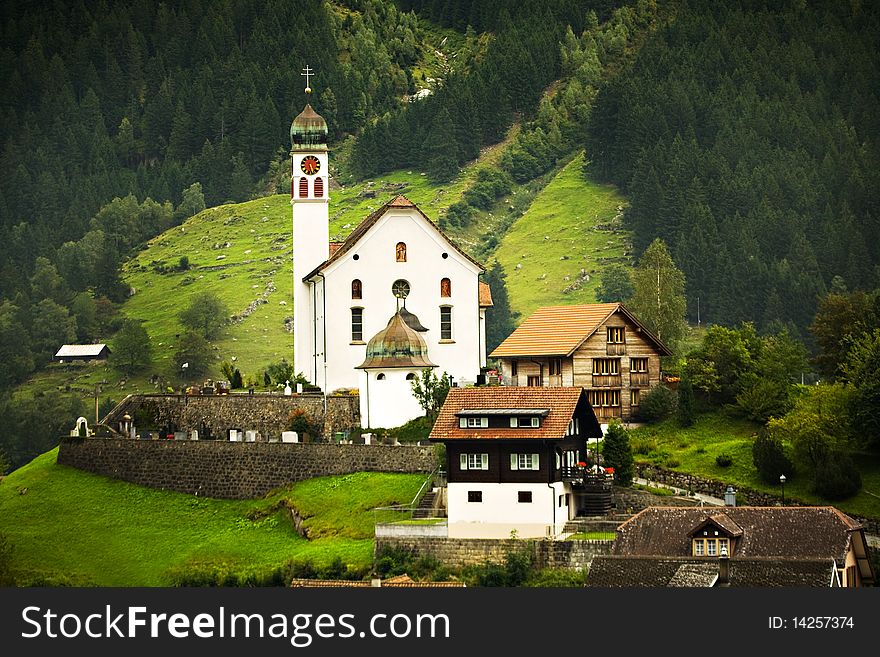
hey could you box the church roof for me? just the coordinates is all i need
[302,195,484,281]
[399,307,428,332]
[356,311,437,370]
[490,303,672,358]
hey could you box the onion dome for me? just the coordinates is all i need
[290,104,328,148]
[356,311,436,369]
[399,307,428,332]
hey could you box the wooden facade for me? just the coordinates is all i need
[496,308,668,421]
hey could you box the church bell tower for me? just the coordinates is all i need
[291,66,329,385]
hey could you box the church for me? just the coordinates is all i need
[289,83,492,430]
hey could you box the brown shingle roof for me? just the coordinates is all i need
[587,555,837,587]
[303,195,484,281]
[613,506,861,562]
[430,386,600,441]
[489,303,672,358]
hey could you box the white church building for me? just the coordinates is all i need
[289,92,492,429]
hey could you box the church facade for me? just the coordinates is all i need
[290,95,491,429]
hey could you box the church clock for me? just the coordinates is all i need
[300,155,320,175]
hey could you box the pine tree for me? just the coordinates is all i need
[601,420,634,486]
[422,107,460,183]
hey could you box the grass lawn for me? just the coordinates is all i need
[0,449,426,586]
[493,151,631,320]
[629,412,880,520]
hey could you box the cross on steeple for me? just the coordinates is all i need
[301,65,314,94]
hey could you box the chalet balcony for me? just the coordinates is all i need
[592,406,620,421]
[560,466,613,493]
[630,372,650,387]
[592,374,621,388]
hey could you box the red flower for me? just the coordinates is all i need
[577,461,587,467]
[605,467,615,473]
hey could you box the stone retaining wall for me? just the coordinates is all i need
[104,393,359,441]
[375,536,613,570]
[58,438,439,499]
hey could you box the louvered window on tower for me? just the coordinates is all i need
[314,176,324,197]
[299,177,308,197]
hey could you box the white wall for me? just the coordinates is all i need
[292,148,330,384]
[320,208,483,393]
[447,481,571,539]
[359,368,426,429]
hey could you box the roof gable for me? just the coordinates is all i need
[489,303,672,358]
[303,195,484,281]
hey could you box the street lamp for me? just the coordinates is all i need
[779,474,786,506]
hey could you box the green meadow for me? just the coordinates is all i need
[493,152,631,320]
[0,449,426,586]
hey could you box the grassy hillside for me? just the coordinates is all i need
[629,413,880,521]
[493,152,630,320]
[0,449,425,586]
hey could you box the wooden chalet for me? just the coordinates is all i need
[490,303,672,421]
[430,386,608,538]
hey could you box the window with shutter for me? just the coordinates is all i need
[314,176,324,197]
[298,177,308,198]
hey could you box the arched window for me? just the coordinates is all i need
[440,277,452,297]
[376,373,386,381]
[396,242,407,262]
[351,279,362,299]
[406,373,416,381]
[298,177,308,198]
[314,177,324,197]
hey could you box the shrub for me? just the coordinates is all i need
[752,429,794,485]
[715,453,733,468]
[811,452,862,500]
[665,458,680,468]
[735,379,792,423]
[637,385,678,422]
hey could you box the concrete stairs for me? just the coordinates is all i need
[412,490,438,519]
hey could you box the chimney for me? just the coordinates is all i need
[717,544,730,587]
[371,578,382,588]
[724,485,736,507]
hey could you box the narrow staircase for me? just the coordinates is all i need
[412,490,437,519]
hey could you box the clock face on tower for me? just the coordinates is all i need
[300,155,320,175]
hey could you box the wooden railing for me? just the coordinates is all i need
[592,374,621,388]
[630,372,650,387]
[606,343,626,356]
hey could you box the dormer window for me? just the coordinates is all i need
[693,537,729,557]
[459,416,488,428]
[510,416,540,428]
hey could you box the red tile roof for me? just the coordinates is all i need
[430,386,593,441]
[489,303,672,358]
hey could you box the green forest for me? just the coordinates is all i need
[588,0,880,335]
